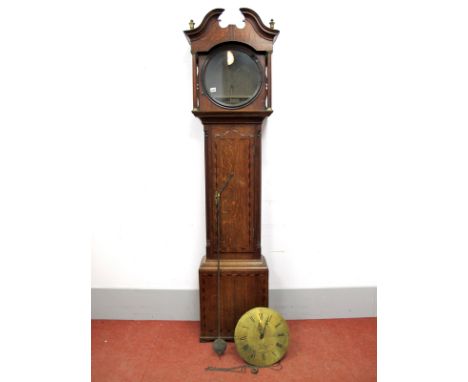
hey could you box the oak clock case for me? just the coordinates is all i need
[184,8,279,342]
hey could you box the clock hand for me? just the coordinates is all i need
[259,322,267,339]
[260,316,271,338]
[257,322,263,335]
[261,324,267,338]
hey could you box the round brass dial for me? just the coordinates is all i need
[234,307,289,367]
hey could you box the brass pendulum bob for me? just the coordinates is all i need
[212,173,234,356]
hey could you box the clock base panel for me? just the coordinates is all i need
[199,255,268,341]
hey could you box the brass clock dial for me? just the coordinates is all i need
[234,307,289,367]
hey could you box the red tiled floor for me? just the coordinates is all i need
[92,318,376,382]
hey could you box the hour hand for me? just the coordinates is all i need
[257,322,263,335]
[259,323,267,339]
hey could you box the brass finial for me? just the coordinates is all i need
[189,19,195,30]
[269,19,275,29]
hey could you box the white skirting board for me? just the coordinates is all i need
[91,287,377,320]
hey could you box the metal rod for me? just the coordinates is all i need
[215,173,234,339]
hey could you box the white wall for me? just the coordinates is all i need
[2,1,466,293]
[84,0,468,290]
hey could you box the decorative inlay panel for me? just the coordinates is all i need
[200,270,268,339]
[212,126,255,255]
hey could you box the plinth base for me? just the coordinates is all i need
[199,256,268,342]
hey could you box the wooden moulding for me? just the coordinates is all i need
[184,8,279,53]
[192,109,273,123]
[199,255,268,271]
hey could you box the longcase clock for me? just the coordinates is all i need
[184,8,279,341]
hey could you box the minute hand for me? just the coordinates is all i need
[260,319,270,338]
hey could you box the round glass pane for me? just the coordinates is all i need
[202,47,262,108]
